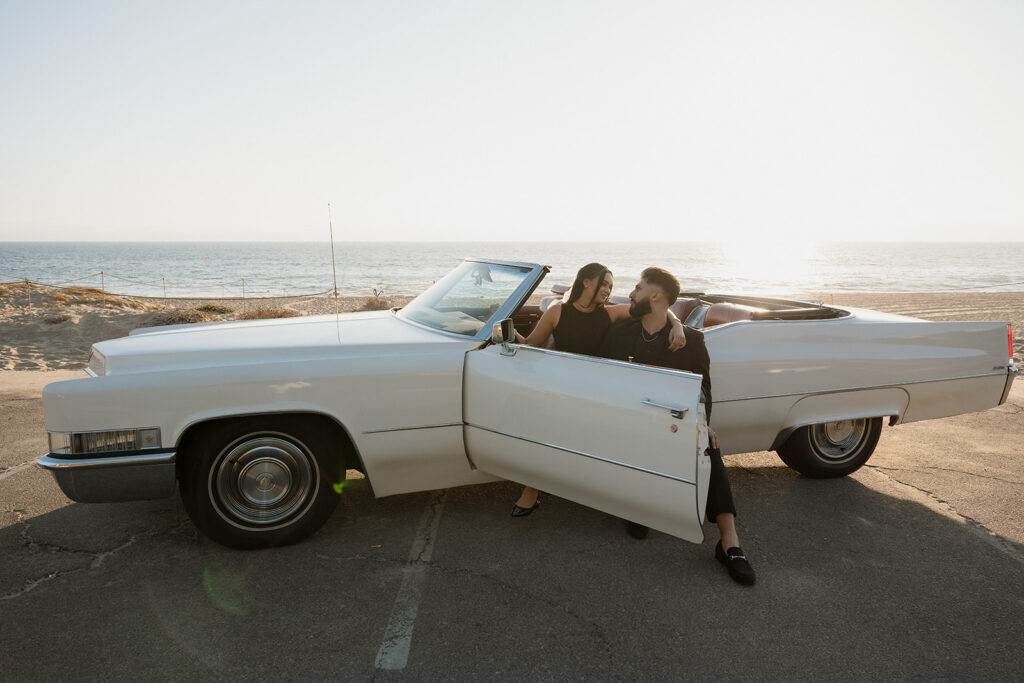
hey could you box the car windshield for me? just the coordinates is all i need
[397,261,533,336]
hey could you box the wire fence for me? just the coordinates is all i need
[4,267,1021,305]
[0,269,346,304]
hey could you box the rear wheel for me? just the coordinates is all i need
[776,417,883,478]
[180,416,345,549]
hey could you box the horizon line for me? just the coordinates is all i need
[3,238,1024,245]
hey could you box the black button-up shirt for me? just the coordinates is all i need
[596,319,712,422]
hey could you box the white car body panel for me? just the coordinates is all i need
[43,312,501,497]
[705,314,1012,454]
[464,345,708,543]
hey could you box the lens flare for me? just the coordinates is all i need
[202,564,252,616]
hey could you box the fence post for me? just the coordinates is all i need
[25,279,31,308]
[101,272,106,306]
[162,277,167,298]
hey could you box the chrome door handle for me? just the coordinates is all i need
[641,399,688,419]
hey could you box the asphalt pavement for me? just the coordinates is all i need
[2,372,1022,681]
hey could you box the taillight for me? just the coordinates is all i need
[1010,324,1015,360]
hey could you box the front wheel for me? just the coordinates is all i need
[180,416,344,549]
[776,417,883,478]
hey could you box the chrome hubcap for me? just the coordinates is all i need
[213,435,316,527]
[239,457,291,506]
[809,419,867,462]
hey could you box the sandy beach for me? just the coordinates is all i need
[0,283,416,372]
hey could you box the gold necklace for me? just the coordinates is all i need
[640,325,662,342]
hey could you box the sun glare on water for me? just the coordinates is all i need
[706,238,822,295]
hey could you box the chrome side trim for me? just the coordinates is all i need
[509,345,702,380]
[363,422,462,434]
[465,423,697,486]
[716,370,1010,404]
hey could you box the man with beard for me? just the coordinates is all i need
[597,266,756,585]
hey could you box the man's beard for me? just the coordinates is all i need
[629,297,652,318]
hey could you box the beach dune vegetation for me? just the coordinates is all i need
[236,307,300,320]
[360,288,391,311]
[196,303,234,314]
[149,309,213,326]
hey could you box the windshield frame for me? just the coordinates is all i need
[395,258,549,340]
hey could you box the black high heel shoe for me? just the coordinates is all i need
[511,500,540,517]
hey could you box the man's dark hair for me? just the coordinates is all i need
[641,266,680,303]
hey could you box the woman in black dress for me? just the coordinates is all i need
[511,262,686,515]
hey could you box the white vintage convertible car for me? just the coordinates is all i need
[39,259,1017,549]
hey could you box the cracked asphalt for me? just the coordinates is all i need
[2,371,1022,681]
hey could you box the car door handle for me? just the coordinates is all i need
[641,399,688,419]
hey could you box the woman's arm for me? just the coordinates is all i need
[666,314,687,352]
[515,303,562,346]
[606,304,687,351]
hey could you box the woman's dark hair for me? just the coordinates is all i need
[566,262,612,307]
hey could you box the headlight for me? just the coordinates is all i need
[47,427,161,455]
[88,349,106,376]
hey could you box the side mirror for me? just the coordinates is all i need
[491,318,516,355]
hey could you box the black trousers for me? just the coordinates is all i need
[705,445,736,521]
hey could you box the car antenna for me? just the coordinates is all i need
[328,202,341,342]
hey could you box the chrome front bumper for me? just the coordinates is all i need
[37,451,177,503]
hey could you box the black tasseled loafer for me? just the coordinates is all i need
[715,540,756,585]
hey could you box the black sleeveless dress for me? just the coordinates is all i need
[552,303,612,355]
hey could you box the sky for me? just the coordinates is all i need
[1,0,1022,243]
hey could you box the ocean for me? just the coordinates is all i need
[2,241,1022,299]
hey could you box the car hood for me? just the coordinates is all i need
[92,311,469,376]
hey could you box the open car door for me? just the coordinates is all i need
[463,343,710,543]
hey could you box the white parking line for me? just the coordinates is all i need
[374,490,447,670]
[0,462,34,481]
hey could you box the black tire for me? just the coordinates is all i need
[776,417,883,478]
[179,415,345,549]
